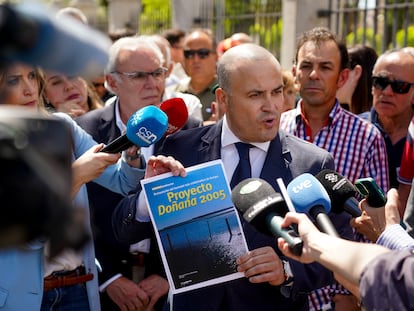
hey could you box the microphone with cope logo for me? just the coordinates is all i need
[315,169,362,217]
[101,105,168,153]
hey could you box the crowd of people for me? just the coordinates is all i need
[1,5,414,311]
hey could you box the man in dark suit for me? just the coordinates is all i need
[76,35,201,311]
[112,43,353,310]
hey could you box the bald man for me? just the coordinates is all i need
[113,43,354,310]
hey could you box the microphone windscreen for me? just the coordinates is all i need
[126,106,168,147]
[5,3,111,78]
[231,178,288,234]
[159,98,188,136]
[287,173,331,214]
[316,169,357,214]
[232,178,276,213]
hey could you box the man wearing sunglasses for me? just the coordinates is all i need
[280,27,390,311]
[174,28,219,123]
[361,48,414,190]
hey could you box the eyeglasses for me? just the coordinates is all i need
[183,48,213,59]
[372,76,414,94]
[112,67,168,81]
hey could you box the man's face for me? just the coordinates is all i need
[108,47,166,113]
[295,40,347,109]
[170,37,185,65]
[183,32,218,82]
[372,52,414,120]
[218,59,284,143]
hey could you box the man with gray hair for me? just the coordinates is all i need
[76,35,200,311]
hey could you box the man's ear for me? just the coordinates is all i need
[338,68,350,89]
[353,64,362,81]
[292,65,297,83]
[215,87,225,102]
[106,74,118,93]
[166,63,174,77]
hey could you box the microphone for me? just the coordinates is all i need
[231,178,303,256]
[0,3,111,77]
[287,173,340,237]
[315,169,362,217]
[0,106,89,256]
[101,105,168,153]
[159,97,188,136]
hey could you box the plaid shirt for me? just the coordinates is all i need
[280,100,390,310]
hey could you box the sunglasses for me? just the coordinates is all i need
[183,48,213,59]
[113,67,168,81]
[372,76,414,94]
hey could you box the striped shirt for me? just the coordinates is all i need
[377,224,414,250]
[280,99,390,311]
[280,100,389,191]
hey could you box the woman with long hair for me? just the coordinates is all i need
[0,62,145,311]
[42,71,103,117]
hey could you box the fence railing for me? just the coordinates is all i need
[322,0,414,53]
[138,0,414,56]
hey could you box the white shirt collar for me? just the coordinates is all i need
[221,115,270,152]
[114,98,126,133]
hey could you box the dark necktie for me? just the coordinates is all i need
[230,142,252,189]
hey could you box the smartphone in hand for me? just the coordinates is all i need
[354,177,387,207]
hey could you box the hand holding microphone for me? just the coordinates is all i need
[101,105,168,153]
[231,178,303,256]
[101,98,189,153]
[287,173,340,237]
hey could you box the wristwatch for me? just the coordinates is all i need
[122,148,141,162]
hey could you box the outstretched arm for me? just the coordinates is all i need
[277,212,390,291]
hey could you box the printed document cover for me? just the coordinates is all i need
[141,159,248,294]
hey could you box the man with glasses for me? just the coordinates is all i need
[360,48,414,189]
[75,36,201,311]
[279,27,389,311]
[174,28,219,122]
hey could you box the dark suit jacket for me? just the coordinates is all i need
[112,120,353,311]
[75,100,202,310]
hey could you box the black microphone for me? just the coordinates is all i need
[287,173,340,237]
[231,178,303,256]
[0,106,89,256]
[101,106,168,153]
[315,169,362,217]
[0,3,111,77]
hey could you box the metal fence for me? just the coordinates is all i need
[138,0,414,56]
[323,0,414,54]
[197,0,283,57]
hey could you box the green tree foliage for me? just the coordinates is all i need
[139,0,170,34]
[346,28,382,53]
[396,26,414,47]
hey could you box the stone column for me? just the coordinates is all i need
[107,0,141,33]
[171,0,207,31]
[281,0,330,69]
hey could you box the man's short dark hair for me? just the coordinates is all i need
[295,27,349,72]
[161,28,186,47]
